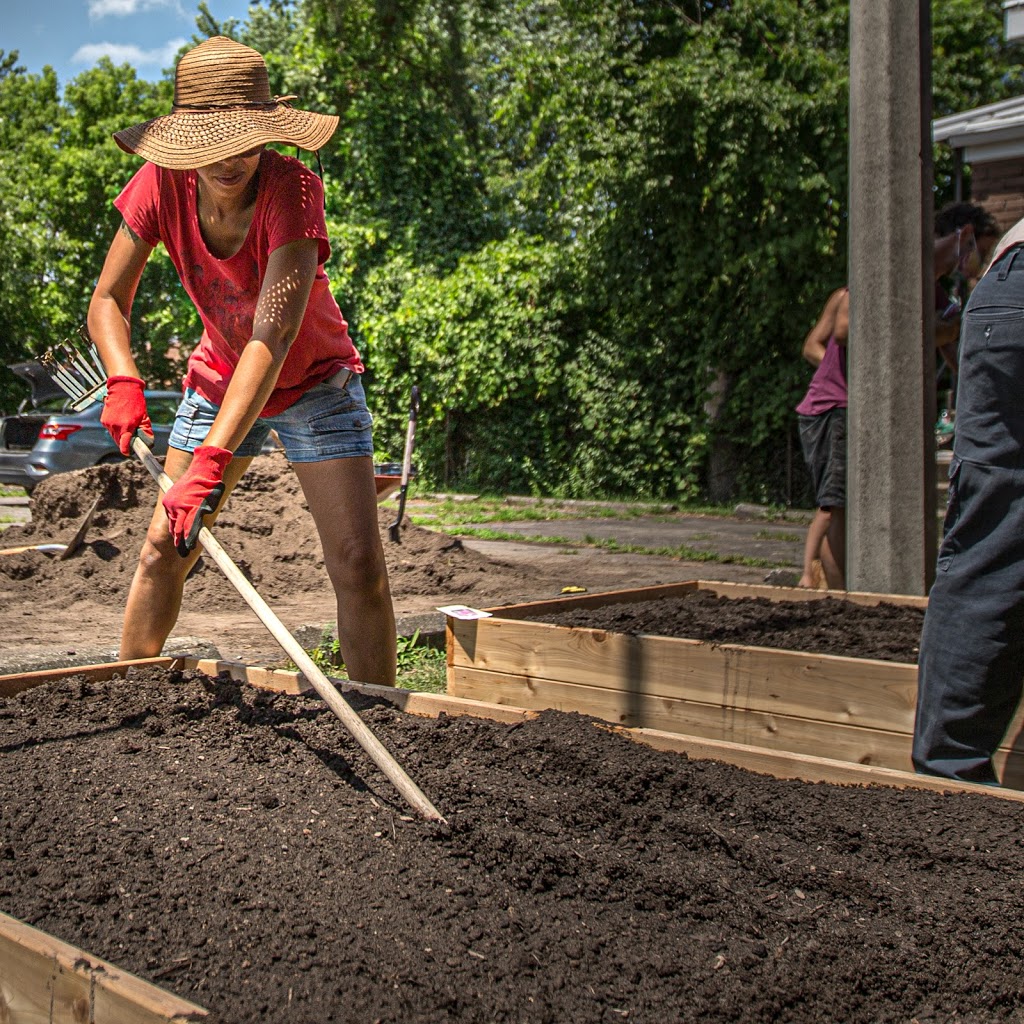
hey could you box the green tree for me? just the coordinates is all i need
[3,0,1021,503]
[0,53,65,406]
[932,0,1024,205]
[359,233,571,490]
[0,56,177,408]
[295,0,1024,500]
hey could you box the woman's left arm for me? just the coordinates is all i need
[205,237,320,451]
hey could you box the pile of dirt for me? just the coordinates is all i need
[0,455,521,610]
[1,664,1022,1023]
[532,590,926,663]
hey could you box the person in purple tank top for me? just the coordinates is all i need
[794,220,982,592]
[795,286,849,589]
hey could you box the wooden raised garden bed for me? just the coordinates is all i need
[445,579,1024,789]
[0,905,208,1024]
[4,654,1024,1022]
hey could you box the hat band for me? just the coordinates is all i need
[171,94,298,113]
[172,101,280,112]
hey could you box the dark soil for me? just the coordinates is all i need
[531,591,926,664]
[1,666,1022,1022]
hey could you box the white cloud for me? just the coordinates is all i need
[88,0,185,19]
[71,37,186,68]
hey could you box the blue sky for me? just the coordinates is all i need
[6,0,256,89]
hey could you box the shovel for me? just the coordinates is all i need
[388,385,420,543]
[0,495,101,559]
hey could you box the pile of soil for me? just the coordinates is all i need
[0,455,529,610]
[1,664,1022,1023]
[2,457,773,667]
[532,591,926,664]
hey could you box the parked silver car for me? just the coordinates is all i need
[0,361,181,494]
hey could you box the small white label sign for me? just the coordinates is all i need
[437,605,493,620]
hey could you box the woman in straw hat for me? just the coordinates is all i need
[87,35,397,684]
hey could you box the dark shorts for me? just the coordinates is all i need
[798,407,846,509]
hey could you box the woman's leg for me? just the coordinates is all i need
[292,455,397,686]
[119,449,254,659]
[821,506,846,589]
[799,508,831,588]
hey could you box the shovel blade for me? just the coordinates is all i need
[57,496,101,561]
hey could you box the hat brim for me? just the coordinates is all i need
[113,106,339,169]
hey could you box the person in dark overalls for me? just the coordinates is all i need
[913,220,1024,784]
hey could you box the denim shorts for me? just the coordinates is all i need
[168,371,374,462]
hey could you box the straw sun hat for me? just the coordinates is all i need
[113,36,339,170]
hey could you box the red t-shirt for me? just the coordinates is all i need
[114,150,362,417]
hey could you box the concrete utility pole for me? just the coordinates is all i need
[847,0,936,595]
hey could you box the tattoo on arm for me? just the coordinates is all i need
[119,219,141,244]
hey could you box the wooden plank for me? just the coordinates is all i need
[999,750,1024,790]
[448,666,918,770]
[450,666,1024,784]
[0,910,208,1023]
[482,581,701,619]
[692,579,929,609]
[182,658,310,695]
[613,724,1024,803]
[449,618,921,734]
[179,659,539,724]
[449,581,1024,785]
[0,918,89,1024]
[476,578,927,620]
[0,659,176,698]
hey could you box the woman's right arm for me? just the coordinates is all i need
[88,220,156,453]
[87,219,154,377]
[800,287,846,367]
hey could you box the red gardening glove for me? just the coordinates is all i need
[101,376,153,455]
[162,445,232,556]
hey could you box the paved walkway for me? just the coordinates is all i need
[0,495,31,530]
[459,514,804,569]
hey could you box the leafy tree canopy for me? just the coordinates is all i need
[0,1,1020,503]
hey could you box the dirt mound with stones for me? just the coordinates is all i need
[0,454,513,610]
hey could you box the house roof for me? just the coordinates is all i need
[933,94,1024,162]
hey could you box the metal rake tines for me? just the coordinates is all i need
[40,327,108,411]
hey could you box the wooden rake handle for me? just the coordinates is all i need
[130,436,445,823]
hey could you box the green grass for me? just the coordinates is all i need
[0,486,27,498]
[408,502,650,529]
[447,526,578,545]
[444,525,792,570]
[404,494,744,532]
[399,492,814,542]
[393,630,447,693]
[753,529,803,543]
[290,628,447,694]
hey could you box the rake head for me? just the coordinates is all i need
[40,326,108,411]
